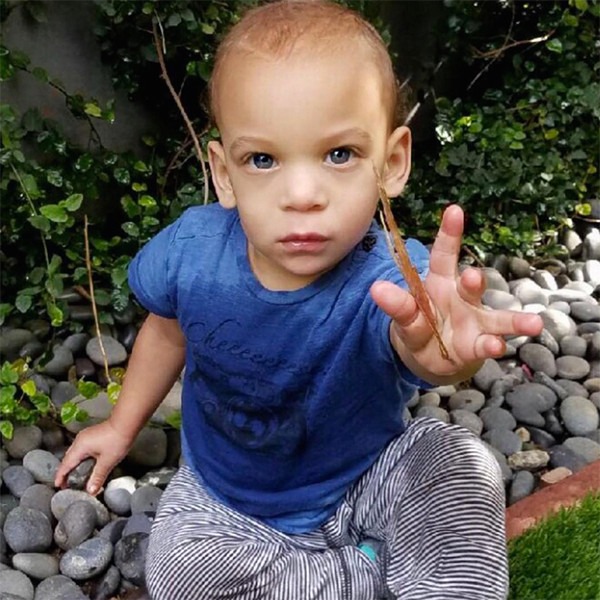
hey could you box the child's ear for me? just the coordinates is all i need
[383,126,411,198]
[207,140,236,208]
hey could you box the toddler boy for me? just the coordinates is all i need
[56,1,542,598]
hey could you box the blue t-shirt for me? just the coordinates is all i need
[129,203,430,533]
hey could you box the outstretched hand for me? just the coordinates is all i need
[370,204,543,383]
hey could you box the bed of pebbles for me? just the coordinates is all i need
[1,226,600,599]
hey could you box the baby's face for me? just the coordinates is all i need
[208,48,409,291]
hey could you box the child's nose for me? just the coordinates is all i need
[280,165,328,211]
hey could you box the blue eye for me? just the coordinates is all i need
[251,153,274,169]
[328,148,352,165]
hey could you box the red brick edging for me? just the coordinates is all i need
[505,459,600,540]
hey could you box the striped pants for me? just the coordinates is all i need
[145,418,508,599]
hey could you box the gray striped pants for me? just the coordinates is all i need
[145,418,508,599]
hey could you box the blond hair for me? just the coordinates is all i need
[208,0,406,129]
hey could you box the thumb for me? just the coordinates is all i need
[370,280,419,327]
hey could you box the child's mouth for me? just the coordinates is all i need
[280,233,328,253]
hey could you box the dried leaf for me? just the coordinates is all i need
[374,168,453,363]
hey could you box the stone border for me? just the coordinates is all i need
[505,459,600,540]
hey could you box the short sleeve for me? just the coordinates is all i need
[128,219,182,318]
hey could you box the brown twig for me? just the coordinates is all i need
[84,215,111,383]
[461,244,486,268]
[152,19,210,205]
[471,29,556,60]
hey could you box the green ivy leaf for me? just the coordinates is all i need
[114,167,131,185]
[107,381,121,405]
[574,0,589,10]
[544,129,559,140]
[165,410,182,430]
[46,302,64,327]
[21,173,42,199]
[28,215,50,233]
[546,38,563,54]
[84,102,102,118]
[77,380,101,399]
[15,294,33,313]
[0,304,12,325]
[31,66,48,82]
[138,195,156,208]
[0,385,17,411]
[111,266,128,287]
[40,204,68,223]
[0,420,14,440]
[46,170,63,187]
[29,393,50,414]
[122,222,140,237]
[0,363,19,385]
[21,379,36,397]
[60,401,78,424]
[62,193,83,211]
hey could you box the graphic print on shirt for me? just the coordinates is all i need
[186,319,313,455]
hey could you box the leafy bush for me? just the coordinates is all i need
[404,0,599,259]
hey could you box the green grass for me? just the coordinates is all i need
[508,492,600,600]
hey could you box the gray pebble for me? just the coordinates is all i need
[54,501,97,551]
[481,429,522,456]
[127,428,168,468]
[2,466,35,499]
[511,405,546,428]
[570,301,600,322]
[19,484,54,524]
[59,536,113,581]
[3,426,42,460]
[41,345,74,377]
[560,335,588,357]
[130,485,162,514]
[138,467,178,489]
[12,552,59,579]
[519,343,556,377]
[560,396,599,435]
[563,437,600,464]
[534,329,561,355]
[50,382,79,409]
[556,379,588,397]
[448,389,485,412]
[22,449,60,485]
[549,444,588,472]
[51,489,109,527]
[0,329,35,361]
[97,518,126,545]
[0,568,34,600]
[450,409,483,436]
[34,574,89,600]
[415,406,449,423]
[505,383,557,412]
[479,407,517,431]
[41,425,65,452]
[94,564,121,600]
[526,427,557,449]
[86,335,128,366]
[482,268,509,293]
[114,532,149,586]
[66,458,95,491]
[540,309,577,341]
[122,513,154,536]
[62,333,90,355]
[3,507,52,553]
[555,355,591,380]
[418,392,441,407]
[508,470,535,505]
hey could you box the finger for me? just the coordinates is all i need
[429,204,464,278]
[86,459,114,496]
[474,334,507,360]
[54,445,91,489]
[370,280,419,327]
[479,309,544,339]
[457,267,486,306]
